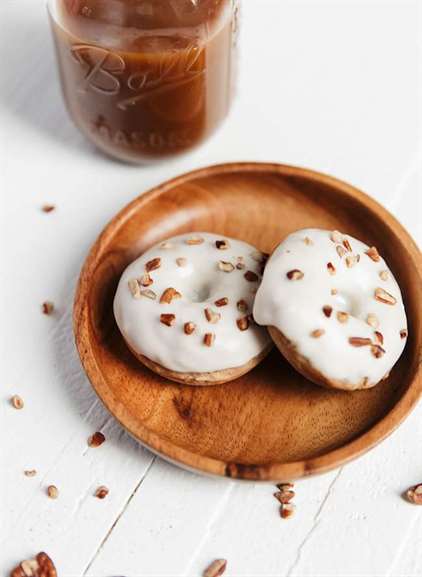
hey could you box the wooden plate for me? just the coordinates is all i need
[74,163,422,481]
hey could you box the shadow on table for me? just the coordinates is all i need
[52,278,148,457]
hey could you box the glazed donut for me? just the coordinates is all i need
[253,228,408,391]
[114,232,272,385]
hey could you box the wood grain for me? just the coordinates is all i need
[74,162,422,481]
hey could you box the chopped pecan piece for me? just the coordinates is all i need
[336,311,349,323]
[160,287,182,304]
[244,270,259,282]
[160,314,176,327]
[215,240,230,250]
[375,287,397,305]
[366,313,379,328]
[236,317,250,331]
[184,322,196,335]
[88,432,106,448]
[204,308,221,324]
[203,333,215,347]
[349,337,372,347]
[286,269,304,280]
[185,236,204,245]
[218,261,235,273]
[145,257,161,272]
[406,484,422,505]
[10,552,57,577]
[203,559,227,577]
[215,297,229,307]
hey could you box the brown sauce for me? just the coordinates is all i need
[50,0,237,162]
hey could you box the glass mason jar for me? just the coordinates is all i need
[48,0,239,163]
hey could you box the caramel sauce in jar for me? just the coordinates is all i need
[49,0,238,163]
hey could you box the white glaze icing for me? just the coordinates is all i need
[253,228,408,389]
[114,233,271,373]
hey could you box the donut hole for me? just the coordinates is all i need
[188,282,212,303]
[332,290,360,317]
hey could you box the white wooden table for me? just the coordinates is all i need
[1,0,421,575]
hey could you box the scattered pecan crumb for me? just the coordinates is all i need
[336,311,349,323]
[10,552,57,577]
[215,240,230,250]
[42,302,54,315]
[140,273,153,287]
[331,288,338,295]
[215,297,229,307]
[336,245,346,258]
[365,246,381,262]
[218,261,235,273]
[203,333,215,347]
[176,257,187,267]
[11,395,24,410]
[88,432,105,448]
[95,485,109,499]
[236,317,250,331]
[400,329,408,339]
[330,230,343,243]
[160,287,182,304]
[276,482,294,491]
[160,314,176,327]
[379,270,389,281]
[244,270,259,282]
[310,329,325,338]
[184,322,196,335]
[41,204,55,213]
[406,484,422,505]
[237,299,248,312]
[374,331,384,345]
[274,490,295,504]
[322,305,333,318]
[185,236,204,245]
[375,287,397,305]
[205,308,221,324]
[327,262,336,275]
[203,559,227,577]
[145,257,161,272]
[303,237,313,245]
[280,503,296,519]
[24,469,37,477]
[286,269,304,280]
[366,313,379,328]
[47,485,59,499]
[349,337,372,347]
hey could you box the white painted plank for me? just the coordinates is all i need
[185,471,340,577]
[85,459,234,577]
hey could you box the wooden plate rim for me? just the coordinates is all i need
[73,162,422,481]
